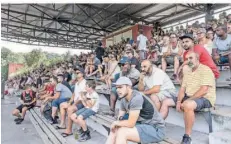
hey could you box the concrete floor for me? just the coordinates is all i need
[1,96,44,144]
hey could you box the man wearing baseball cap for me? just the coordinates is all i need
[109,57,140,114]
[106,77,165,144]
[178,34,219,79]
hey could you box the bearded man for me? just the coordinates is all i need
[138,60,177,120]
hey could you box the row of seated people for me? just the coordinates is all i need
[11,35,218,144]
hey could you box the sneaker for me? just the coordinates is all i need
[15,118,24,125]
[14,117,21,122]
[181,134,192,144]
[78,131,91,142]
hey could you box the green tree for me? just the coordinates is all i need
[23,49,42,67]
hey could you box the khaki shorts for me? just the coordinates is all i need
[155,89,177,101]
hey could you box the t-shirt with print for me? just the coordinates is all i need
[137,34,148,51]
[120,67,140,84]
[74,79,87,101]
[86,91,99,112]
[182,64,216,106]
[183,45,220,79]
[213,34,231,53]
[143,66,176,92]
[21,91,36,105]
[55,83,72,99]
[120,90,165,128]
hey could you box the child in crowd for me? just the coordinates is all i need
[70,80,99,142]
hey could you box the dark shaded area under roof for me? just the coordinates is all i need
[1,4,227,49]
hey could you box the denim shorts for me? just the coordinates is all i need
[76,108,96,120]
[172,94,212,111]
[52,98,69,108]
[120,113,165,143]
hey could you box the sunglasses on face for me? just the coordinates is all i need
[197,32,202,35]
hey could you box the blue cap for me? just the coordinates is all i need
[119,56,131,64]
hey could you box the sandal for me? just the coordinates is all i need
[61,132,73,137]
[55,126,66,130]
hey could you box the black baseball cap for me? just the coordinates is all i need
[74,66,85,75]
[179,34,194,41]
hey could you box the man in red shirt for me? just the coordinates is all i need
[178,34,220,79]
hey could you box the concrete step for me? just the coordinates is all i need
[98,94,231,134]
[87,105,208,144]
[209,129,231,144]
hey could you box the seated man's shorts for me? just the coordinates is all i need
[154,89,177,102]
[219,56,229,64]
[172,94,212,111]
[16,104,34,113]
[52,98,70,108]
[76,108,96,120]
[120,113,165,143]
[136,124,165,143]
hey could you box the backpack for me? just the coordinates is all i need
[43,102,52,121]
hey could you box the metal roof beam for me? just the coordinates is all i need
[150,8,193,23]
[141,4,177,20]
[179,4,205,13]
[75,4,104,30]
[1,8,111,32]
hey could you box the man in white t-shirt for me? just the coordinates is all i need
[62,67,86,137]
[70,80,99,142]
[138,60,177,119]
[137,29,149,60]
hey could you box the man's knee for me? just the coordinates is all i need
[77,115,84,121]
[161,98,175,109]
[70,113,77,120]
[22,107,28,112]
[12,109,19,116]
[150,94,160,103]
[228,54,231,61]
[182,100,196,111]
[117,127,127,137]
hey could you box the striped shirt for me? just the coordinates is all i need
[182,64,216,106]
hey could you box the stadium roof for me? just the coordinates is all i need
[1,4,228,49]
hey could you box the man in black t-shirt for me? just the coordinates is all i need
[125,49,140,70]
[12,84,36,124]
[95,42,105,62]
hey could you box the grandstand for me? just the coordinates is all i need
[1,3,231,144]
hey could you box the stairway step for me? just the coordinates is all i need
[209,129,231,144]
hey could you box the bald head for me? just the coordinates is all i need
[141,60,153,76]
[185,52,200,69]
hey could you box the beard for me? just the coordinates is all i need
[122,68,130,76]
[142,66,152,76]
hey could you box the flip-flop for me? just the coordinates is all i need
[55,126,66,130]
[61,132,73,137]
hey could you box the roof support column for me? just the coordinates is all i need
[205,4,214,25]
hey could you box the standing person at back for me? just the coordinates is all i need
[137,29,149,60]
[95,41,105,63]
